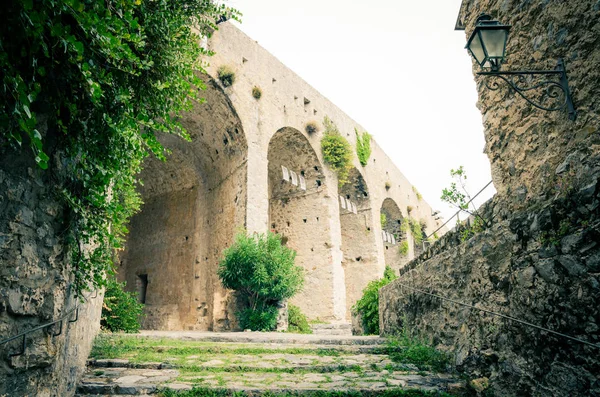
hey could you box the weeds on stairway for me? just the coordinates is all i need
[385,330,451,372]
[159,387,454,396]
[287,304,312,334]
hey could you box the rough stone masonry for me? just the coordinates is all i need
[381,1,600,396]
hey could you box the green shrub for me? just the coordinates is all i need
[101,278,144,333]
[409,218,424,245]
[218,65,236,87]
[218,231,304,332]
[252,86,262,99]
[321,116,353,186]
[398,241,409,256]
[387,331,451,372]
[385,181,391,190]
[355,128,372,167]
[288,304,312,334]
[238,306,278,331]
[380,213,387,227]
[352,266,397,335]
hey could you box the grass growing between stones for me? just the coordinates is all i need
[385,334,451,372]
[158,387,454,397]
[90,334,347,360]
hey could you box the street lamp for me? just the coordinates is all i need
[465,14,576,121]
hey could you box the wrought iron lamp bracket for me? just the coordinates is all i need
[477,58,576,121]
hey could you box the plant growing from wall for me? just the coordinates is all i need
[412,186,423,201]
[407,205,413,214]
[398,241,409,256]
[101,278,144,333]
[320,116,353,186]
[218,231,304,331]
[252,86,262,99]
[355,128,372,167]
[218,65,236,87]
[352,266,397,335]
[380,213,387,228]
[0,0,239,296]
[287,304,312,334]
[409,218,424,245]
[305,121,319,135]
[441,166,489,231]
[385,181,392,190]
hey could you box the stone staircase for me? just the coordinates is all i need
[76,331,465,396]
[309,321,353,336]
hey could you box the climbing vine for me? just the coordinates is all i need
[0,0,239,296]
[321,116,352,186]
[355,128,371,166]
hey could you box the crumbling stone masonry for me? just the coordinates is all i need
[117,22,444,330]
[381,1,600,396]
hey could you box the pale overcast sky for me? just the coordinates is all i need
[227,0,496,225]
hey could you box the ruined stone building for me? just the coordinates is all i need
[116,22,444,331]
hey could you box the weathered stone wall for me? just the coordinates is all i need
[458,0,600,207]
[0,120,103,396]
[381,185,600,396]
[380,2,600,395]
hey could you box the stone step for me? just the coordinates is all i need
[132,330,379,345]
[77,366,463,395]
[310,322,353,336]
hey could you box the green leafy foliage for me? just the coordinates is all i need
[380,213,387,227]
[441,166,489,234]
[218,66,236,87]
[412,186,422,201]
[408,218,425,245]
[238,306,279,332]
[321,116,353,186]
[398,241,409,256]
[352,266,397,335]
[218,231,304,332]
[387,331,450,372]
[287,304,312,334]
[159,387,452,397]
[0,0,239,296]
[101,278,144,333]
[355,128,372,166]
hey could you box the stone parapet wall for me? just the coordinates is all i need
[380,178,600,396]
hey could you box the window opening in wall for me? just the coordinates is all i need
[303,218,307,223]
[316,180,322,187]
[346,194,350,199]
[314,166,319,171]
[300,170,305,177]
[137,274,148,304]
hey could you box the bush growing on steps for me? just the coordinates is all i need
[287,304,312,334]
[218,231,304,331]
[352,266,397,335]
[101,278,144,333]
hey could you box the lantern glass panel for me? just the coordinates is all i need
[468,33,486,66]
[480,29,508,58]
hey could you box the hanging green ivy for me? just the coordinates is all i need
[321,116,352,186]
[0,0,239,296]
[355,128,372,167]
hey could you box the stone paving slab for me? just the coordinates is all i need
[79,366,460,395]
[130,331,385,345]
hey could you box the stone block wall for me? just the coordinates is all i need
[381,182,600,396]
[0,120,103,396]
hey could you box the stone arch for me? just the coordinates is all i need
[117,76,248,331]
[380,198,410,274]
[267,127,334,320]
[339,168,379,318]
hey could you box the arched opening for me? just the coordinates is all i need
[380,198,410,274]
[339,168,379,318]
[118,77,248,331]
[267,128,334,320]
